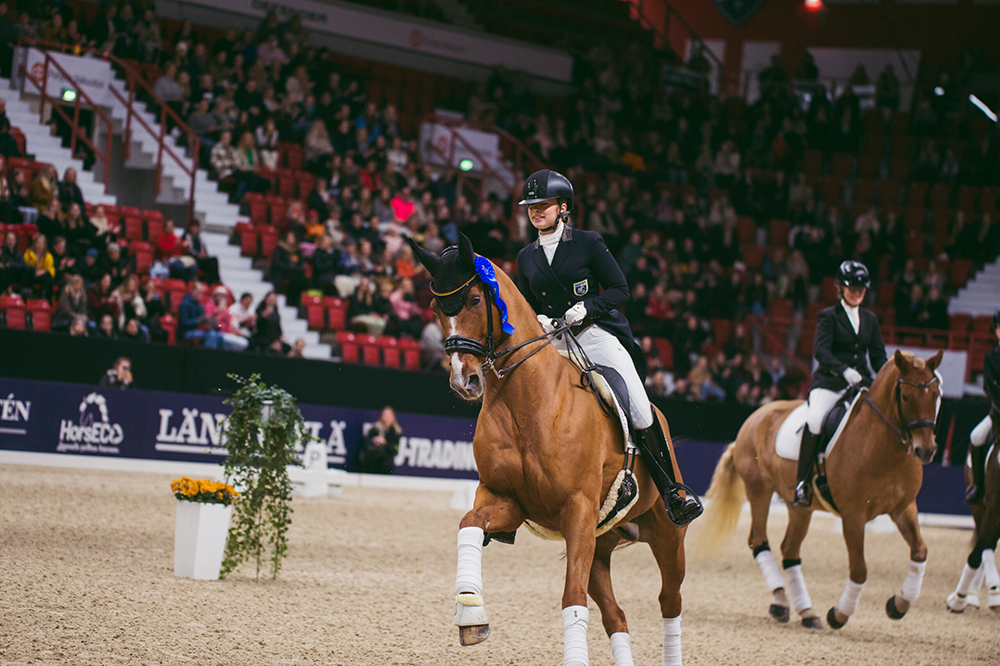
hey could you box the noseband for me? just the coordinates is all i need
[860,375,940,453]
[435,277,568,380]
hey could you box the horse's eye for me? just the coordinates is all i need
[902,396,909,403]
[470,295,481,306]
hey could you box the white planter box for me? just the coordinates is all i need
[173,500,232,580]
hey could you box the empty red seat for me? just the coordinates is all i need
[124,216,143,241]
[260,229,279,258]
[768,219,790,249]
[736,216,755,245]
[303,294,325,329]
[950,259,973,288]
[143,209,164,221]
[359,334,381,365]
[146,218,164,245]
[1,295,26,329]
[743,244,765,270]
[652,337,674,369]
[878,181,900,206]
[771,299,793,320]
[120,205,141,218]
[277,170,297,199]
[803,150,823,176]
[239,224,259,256]
[27,299,50,331]
[160,313,177,345]
[929,183,952,210]
[296,172,315,199]
[400,337,421,370]
[380,336,401,369]
[131,241,154,274]
[336,331,359,363]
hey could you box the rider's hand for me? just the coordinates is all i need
[536,314,555,332]
[564,302,587,326]
[843,368,863,386]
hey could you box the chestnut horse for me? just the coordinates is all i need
[412,236,687,666]
[700,350,943,630]
[947,403,1000,612]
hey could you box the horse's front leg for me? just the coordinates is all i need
[886,501,927,619]
[828,514,867,629]
[560,493,599,666]
[455,484,524,646]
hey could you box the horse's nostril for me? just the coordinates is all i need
[467,374,481,390]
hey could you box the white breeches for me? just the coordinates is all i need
[553,325,653,430]
[971,414,994,448]
[805,387,846,435]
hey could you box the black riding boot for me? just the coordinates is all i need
[635,424,703,527]
[965,443,989,505]
[793,430,820,507]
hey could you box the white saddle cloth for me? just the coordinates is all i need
[775,390,865,462]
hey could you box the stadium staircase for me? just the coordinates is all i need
[3,57,331,359]
[948,261,1000,318]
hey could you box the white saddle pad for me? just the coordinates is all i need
[775,391,865,462]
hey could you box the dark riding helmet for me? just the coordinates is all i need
[519,169,574,207]
[836,260,871,288]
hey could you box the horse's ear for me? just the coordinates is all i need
[407,236,441,275]
[926,349,944,371]
[893,349,910,372]
[458,232,475,269]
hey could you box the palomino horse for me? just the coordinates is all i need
[700,350,943,630]
[947,403,1000,612]
[411,235,687,666]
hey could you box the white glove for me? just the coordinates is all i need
[564,302,587,326]
[536,314,555,333]
[843,368,863,386]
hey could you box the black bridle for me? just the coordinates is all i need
[436,277,570,380]
[859,374,940,452]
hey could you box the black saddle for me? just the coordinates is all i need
[819,386,861,447]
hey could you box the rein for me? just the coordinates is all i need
[859,375,940,452]
[439,278,571,380]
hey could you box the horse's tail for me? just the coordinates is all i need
[696,442,745,558]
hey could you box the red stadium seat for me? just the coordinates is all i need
[980,187,999,212]
[400,337,421,370]
[260,228,279,258]
[360,334,381,365]
[146,219,164,245]
[950,259,973,288]
[379,336,401,369]
[853,179,875,207]
[830,153,853,178]
[27,300,50,331]
[277,170,297,199]
[323,297,347,331]
[907,182,929,208]
[956,185,978,211]
[303,294,325,329]
[653,337,674,369]
[770,299,793,321]
[768,219,790,249]
[803,150,823,176]
[857,155,879,179]
[929,183,952,210]
[120,206,141,218]
[239,223,258,256]
[743,244,765,270]
[736,216,755,245]
[878,181,900,207]
[1,295,26,329]
[336,331,359,363]
[124,216,143,241]
[143,209,164,221]
[710,319,731,347]
[131,241,154,274]
[297,172,315,199]
[160,314,177,345]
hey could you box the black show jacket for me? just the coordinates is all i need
[811,303,888,391]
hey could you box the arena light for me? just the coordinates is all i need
[459,158,474,171]
[933,86,944,97]
[969,94,998,123]
[804,0,823,11]
[61,88,77,102]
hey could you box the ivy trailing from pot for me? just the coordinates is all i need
[220,374,304,581]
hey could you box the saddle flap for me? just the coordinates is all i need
[820,387,860,444]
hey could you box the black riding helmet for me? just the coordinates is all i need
[836,260,871,288]
[519,169,574,206]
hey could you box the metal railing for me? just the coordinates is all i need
[22,49,113,188]
[19,39,199,224]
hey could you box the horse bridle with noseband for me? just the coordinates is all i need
[859,375,940,453]
[433,275,571,380]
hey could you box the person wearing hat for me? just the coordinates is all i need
[514,168,703,527]
[964,309,1000,504]
[205,285,249,352]
[794,260,888,506]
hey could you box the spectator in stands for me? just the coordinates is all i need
[250,290,283,353]
[120,317,148,343]
[234,130,264,198]
[68,315,88,337]
[0,228,23,294]
[181,220,219,284]
[78,248,102,285]
[310,234,339,295]
[228,292,256,339]
[50,235,74,284]
[304,120,333,175]
[0,154,12,224]
[37,198,63,244]
[99,357,133,389]
[40,12,67,44]
[358,406,400,474]
[156,219,195,282]
[101,243,128,287]
[187,99,219,158]
[62,203,89,252]
[140,279,168,344]
[256,117,280,169]
[22,233,54,299]
[134,9,163,63]
[88,3,118,52]
[348,275,389,337]
[287,338,306,358]
[386,278,423,339]
[112,274,145,331]
[876,65,900,112]
[271,230,308,307]
[210,129,238,192]
[88,205,120,248]
[57,168,84,210]
[94,313,117,340]
[52,273,84,331]
[88,273,117,321]
[204,286,248,351]
[154,63,185,123]
[177,281,222,348]
[28,164,56,214]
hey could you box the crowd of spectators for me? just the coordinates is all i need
[8,1,1000,403]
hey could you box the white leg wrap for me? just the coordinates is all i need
[755,549,785,593]
[455,526,484,595]
[784,565,813,613]
[610,632,635,666]
[948,563,979,611]
[837,580,865,617]
[661,616,682,666]
[562,605,589,666]
[982,549,1000,591]
[900,559,926,604]
[971,564,986,592]
[454,527,487,628]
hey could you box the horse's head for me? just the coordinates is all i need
[409,234,502,401]
[891,349,944,464]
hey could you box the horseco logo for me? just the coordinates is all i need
[57,392,124,454]
[573,279,589,297]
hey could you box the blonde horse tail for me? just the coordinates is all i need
[696,442,746,558]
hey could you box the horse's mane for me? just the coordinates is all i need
[489,259,544,341]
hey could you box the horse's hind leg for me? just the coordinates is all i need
[455,485,524,646]
[780,507,823,629]
[588,532,635,666]
[885,501,927,620]
[636,500,685,666]
[744,477,790,623]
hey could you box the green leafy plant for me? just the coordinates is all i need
[220,374,304,581]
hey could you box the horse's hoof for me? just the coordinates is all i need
[769,604,790,623]
[947,592,968,613]
[827,607,846,630]
[458,624,490,646]
[801,616,824,630]
[885,595,906,620]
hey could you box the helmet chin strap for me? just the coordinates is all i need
[538,211,571,234]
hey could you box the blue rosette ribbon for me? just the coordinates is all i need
[474,256,515,334]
